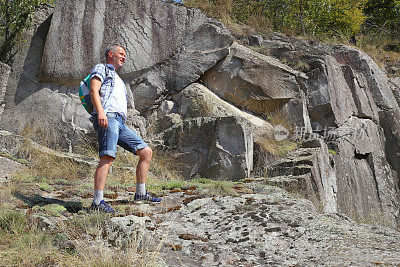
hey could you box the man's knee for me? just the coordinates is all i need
[99,155,114,166]
[137,147,153,161]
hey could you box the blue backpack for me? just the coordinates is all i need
[79,74,93,114]
[78,64,110,114]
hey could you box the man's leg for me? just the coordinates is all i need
[135,147,152,195]
[93,155,114,205]
[134,147,161,202]
[117,124,161,202]
[95,155,114,190]
[136,147,153,183]
[91,113,119,212]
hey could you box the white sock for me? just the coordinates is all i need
[136,183,146,195]
[94,190,103,205]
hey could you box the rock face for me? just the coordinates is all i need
[0,63,11,120]
[332,117,398,225]
[0,5,88,150]
[202,42,306,115]
[333,46,398,110]
[266,140,337,213]
[305,55,357,128]
[160,116,253,180]
[40,0,233,111]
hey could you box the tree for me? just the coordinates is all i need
[0,0,44,64]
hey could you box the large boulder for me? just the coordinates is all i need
[202,42,306,116]
[39,0,233,111]
[172,83,273,143]
[304,55,357,128]
[1,88,91,150]
[279,91,312,130]
[160,116,253,180]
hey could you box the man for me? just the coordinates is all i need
[89,44,161,213]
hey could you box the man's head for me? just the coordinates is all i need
[105,44,126,70]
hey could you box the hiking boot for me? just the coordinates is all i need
[90,200,118,213]
[133,191,162,203]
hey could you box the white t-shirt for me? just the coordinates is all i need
[103,72,127,121]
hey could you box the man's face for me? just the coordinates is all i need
[109,46,126,70]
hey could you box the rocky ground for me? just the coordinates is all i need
[2,156,400,266]
[106,184,400,266]
[0,155,26,183]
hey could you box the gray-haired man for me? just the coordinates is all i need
[89,44,161,213]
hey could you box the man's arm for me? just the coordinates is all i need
[89,77,108,129]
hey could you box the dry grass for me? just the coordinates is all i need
[54,211,166,266]
[149,150,187,181]
[358,43,400,73]
[149,177,239,197]
[267,110,295,133]
[0,207,166,266]
[0,209,66,266]
[17,124,96,181]
[184,0,255,37]
[258,137,298,157]
[257,110,299,156]
[184,0,233,23]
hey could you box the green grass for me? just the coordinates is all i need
[148,177,239,196]
[13,173,43,183]
[328,149,337,155]
[36,182,55,192]
[53,178,71,185]
[32,204,67,217]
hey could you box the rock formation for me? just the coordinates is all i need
[1,0,400,228]
[0,62,11,121]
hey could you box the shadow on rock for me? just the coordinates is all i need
[12,191,82,213]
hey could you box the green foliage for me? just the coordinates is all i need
[32,204,67,216]
[36,182,55,192]
[232,0,367,36]
[364,0,400,36]
[0,0,54,64]
[185,0,367,37]
[0,209,28,234]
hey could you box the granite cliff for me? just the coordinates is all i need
[1,0,400,254]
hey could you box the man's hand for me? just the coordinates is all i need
[98,112,108,129]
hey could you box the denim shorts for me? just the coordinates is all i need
[93,112,148,158]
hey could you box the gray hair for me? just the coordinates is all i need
[105,44,126,59]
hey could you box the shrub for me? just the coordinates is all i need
[184,0,367,38]
[232,0,367,37]
[364,0,400,37]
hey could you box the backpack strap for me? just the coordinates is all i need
[102,63,115,108]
